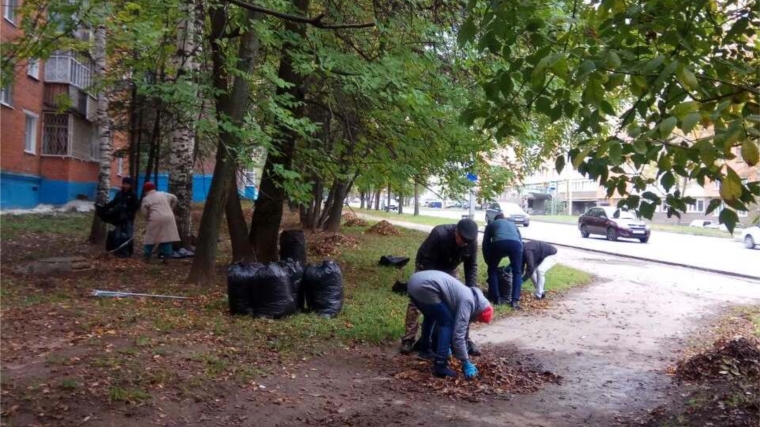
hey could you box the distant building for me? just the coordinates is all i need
[1,14,125,209]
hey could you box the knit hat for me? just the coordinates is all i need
[456,218,478,243]
[477,305,494,323]
[143,182,156,193]
[122,176,133,185]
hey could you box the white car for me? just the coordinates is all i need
[740,225,760,249]
[689,219,720,229]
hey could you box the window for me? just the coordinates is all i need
[27,58,40,79]
[44,51,93,91]
[3,0,17,24]
[687,199,705,213]
[24,111,38,154]
[43,113,71,155]
[0,83,12,106]
[117,158,124,176]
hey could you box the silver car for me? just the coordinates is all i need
[486,202,531,226]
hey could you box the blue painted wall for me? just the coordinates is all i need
[1,172,41,209]
[2,171,218,210]
[241,185,258,201]
[135,173,213,201]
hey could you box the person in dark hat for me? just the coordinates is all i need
[400,218,482,356]
[103,177,139,222]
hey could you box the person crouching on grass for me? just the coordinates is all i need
[407,270,494,379]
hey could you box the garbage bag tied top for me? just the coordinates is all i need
[250,263,297,319]
[279,258,305,312]
[303,260,344,317]
[227,262,263,316]
[280,230,307,265]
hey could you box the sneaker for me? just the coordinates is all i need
[399,341,414,355]
[433,359,458,378]
[510,301,522,310]
[417,350,436,361]
[467,340,481,357]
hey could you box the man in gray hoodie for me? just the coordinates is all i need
[407,270,494,378]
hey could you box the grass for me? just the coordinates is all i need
[0,210,593,413]
[352,208,476,227]
[1,212,91,239]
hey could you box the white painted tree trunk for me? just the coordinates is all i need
[169,0,199,247]
[89,22,112,244]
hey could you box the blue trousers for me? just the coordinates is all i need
[412,298,455,361]
[143,242,172,258]
[486,239,524,302]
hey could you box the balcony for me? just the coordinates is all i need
[44,51,93,91]
[43,83,96,122]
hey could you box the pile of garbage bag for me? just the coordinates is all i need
[227,257,343,319]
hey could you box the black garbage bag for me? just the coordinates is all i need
[495,266,513,303]
[250,263,297,319]
[106,224,133,258]
[279,230,307,265]
[391,280,408,295]
[227,262,263,316]
[303,260,344,317]
[279,258,305,312]
[379,255,410,269]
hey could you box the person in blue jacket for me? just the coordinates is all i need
[482,213,524,309]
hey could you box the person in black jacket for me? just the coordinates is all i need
[400,219,481,355]
[522,240,558,299]
[99,177,140,256]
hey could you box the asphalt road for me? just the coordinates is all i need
[406,208,760,279]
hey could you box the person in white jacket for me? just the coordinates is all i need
[140,182,179,262]
[407,270,493,379]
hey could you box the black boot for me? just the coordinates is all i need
[399,340,414,355]
[511,300,522,310]
[467,340,481,356]
[433,357,457,378]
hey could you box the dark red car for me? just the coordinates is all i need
[578,207,651,243]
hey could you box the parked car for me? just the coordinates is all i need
[740,225,760,249]
[485,202,531,226]
[385,204,398,211]
[428,201,442,208]
[578,207,651,243]
[689,219,720,229]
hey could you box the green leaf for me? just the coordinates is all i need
[578,60,596,77]
[719,208,738,233]
[705,198,723,215]
[600,100,616,116]
[582,77,604,108]
[659,117,678,138]
[719,169,742,201]
[661,171,676,191]
[680,112,701,134]
[573,147,592,169]
[633,139,648,154]
[643,55,665,73]
[555,155,566,174]
[676,66,699,91]
[609,140,623,165]
[741,140,759,166]
[607,51,621,68]
[458,18,477,45]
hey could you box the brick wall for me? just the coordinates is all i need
[1,18,45,177]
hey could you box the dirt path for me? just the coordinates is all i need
[331,216,760,426]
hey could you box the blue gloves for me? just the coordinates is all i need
[462,360,479,379]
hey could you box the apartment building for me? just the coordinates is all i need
[1,8,124,209]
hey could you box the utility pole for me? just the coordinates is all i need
[567,178,573,215]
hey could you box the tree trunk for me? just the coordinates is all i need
[128,82,138,180]
[374,188,381,210]
[227,176,255,262]
[387,183,391,210]
[414,181,420,216]
[318,184,336,228]
[88,22,112,245]
[249,0,308,263]
[188,9,261,285]
[323,179,349,232]
[169,0,198,248]
[360,191,366,209]
[144,107,161,187]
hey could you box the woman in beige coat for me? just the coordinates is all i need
[140,182,180,262]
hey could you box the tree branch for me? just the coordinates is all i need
[225,0,375,29]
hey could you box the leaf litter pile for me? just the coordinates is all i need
[389,348,562,402]
[675,337,759,383]
[344,216,368,227]
[366,220,401,236]
[309,232,360,256]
